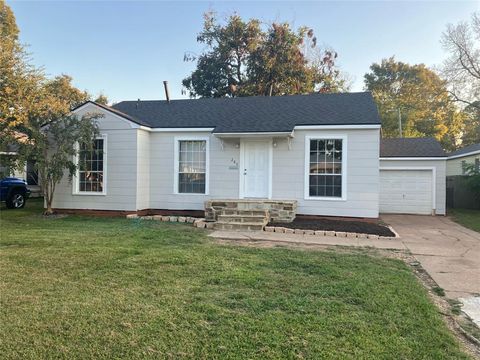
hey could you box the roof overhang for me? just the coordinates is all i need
[447,149,480,160]
[213,131,295,139]
[380,157,447,161]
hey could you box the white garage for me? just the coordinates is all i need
[380,138,447,215]
[379,169,434,215]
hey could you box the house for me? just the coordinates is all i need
[446,143,480,176]
[51,92,447,221]
[0,144,40,189]
[445,143,480,209]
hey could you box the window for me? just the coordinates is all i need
[462,160,467,175]
[305,137,345,199]
[176,139,207,194]
[77,138,105,194]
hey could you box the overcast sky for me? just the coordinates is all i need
[8,1,479,103]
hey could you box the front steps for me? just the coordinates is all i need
[214,209,269,231]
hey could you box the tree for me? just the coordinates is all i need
[461,102,480,146]
[27,114,99,215]
[463,162,480,197]
[364,57,463,150]
[0,0,44,148]
[1,1,107,214]
[94,93,109,105]
[441,12,480,110]
[182,12,347,98]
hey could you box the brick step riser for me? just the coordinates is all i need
[219,210,268,217]
[217,216,267,224]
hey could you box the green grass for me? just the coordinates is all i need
[449,208,480,232]
[0,199,469,359]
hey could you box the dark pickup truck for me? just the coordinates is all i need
[0,177,31,209]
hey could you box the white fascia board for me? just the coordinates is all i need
[447,150,480,160]
[294,124,381,130]
[149,127,214,132]
[380,157,447,161]
[71,102,141,129]
[214,131,294,138]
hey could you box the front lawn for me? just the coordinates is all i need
[449,208,480,233]
[0,200,469,359]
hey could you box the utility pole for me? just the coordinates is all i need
[398,108,402,138]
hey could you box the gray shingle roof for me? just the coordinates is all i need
[380,138,446,158]
[109,92,380,132]
[448,143,480,157]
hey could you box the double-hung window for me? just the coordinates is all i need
[76,137,106,194]
[175,138,208,194]
[305,136,346,200]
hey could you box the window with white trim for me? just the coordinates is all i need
[308,138,343,198]
[78,138,105,193]
[178,140,207,194]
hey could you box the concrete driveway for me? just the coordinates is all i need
[382,214,480,299]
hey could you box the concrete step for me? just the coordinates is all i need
[217,214,267,224]
[214,222,265,231]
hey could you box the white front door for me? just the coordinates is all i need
[241,140,271,198]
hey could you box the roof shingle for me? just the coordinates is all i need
[380,138,446,158]
[448,143,480,157]
[110,92,380,132]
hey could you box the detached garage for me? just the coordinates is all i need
[379,138,447,215]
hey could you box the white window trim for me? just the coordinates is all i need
[379,166,436,212]
[72,134,107,196]
[173,136,210,195]
[304,134,347,201]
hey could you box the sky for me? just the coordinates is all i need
[8,0,479,104]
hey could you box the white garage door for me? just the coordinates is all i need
[380,170,433,215]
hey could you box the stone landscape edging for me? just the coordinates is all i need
[264,225,399,240]
[126,214,399,240]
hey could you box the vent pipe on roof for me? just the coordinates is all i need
[163,81,170,103]
[136,98,140,109]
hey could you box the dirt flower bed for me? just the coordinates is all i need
[268,217,395,237]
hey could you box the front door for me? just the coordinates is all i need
[241,140,270,198]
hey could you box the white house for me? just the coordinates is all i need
[51,92,446,221]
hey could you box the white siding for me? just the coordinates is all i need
[446,154,480,176]
[136,129,150,210]
[379,159,446,215]
[149,133,239,210]
[52,104,138,211]
[272,129,380,218]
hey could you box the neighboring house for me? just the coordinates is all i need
[51,92,446,218]
[446,143,480,176]
[0,144,38,186]
[446,143,480,210]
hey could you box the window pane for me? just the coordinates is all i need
[308,139,342,198]
[178,140,206,194]
[78,139,104,193]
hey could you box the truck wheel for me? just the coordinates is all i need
[6,191,26,209]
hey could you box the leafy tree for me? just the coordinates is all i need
[94,93,109,105]
[1,1,106,214]
[461,102,480,146]
[0,0,44,148]
[462,162,480,197]
[364,57,463,150]
[183,12,347,98]
[441,12,480,110]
